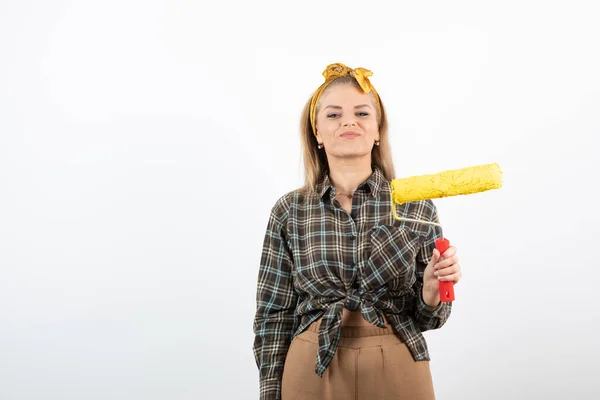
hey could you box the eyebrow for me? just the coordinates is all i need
[323,104,372,110]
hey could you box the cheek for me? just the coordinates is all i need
[318,120,337,136]
[363,119,379,134]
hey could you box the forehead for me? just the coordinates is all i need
[319,83,373,105]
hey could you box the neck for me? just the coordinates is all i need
[328,157,373,196]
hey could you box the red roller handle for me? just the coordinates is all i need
[435,238,455,302]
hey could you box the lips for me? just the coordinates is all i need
[340,131,361,138]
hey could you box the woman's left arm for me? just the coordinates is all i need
[412,200,461,331]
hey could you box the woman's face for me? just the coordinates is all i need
[315,83,380,158]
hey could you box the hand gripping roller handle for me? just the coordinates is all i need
[435,238,454,302]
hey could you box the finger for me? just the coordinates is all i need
[438,245,456,260]
[429,249,440,267]
[435,255,459,269]
[438,272,461,283]
[434,264,460,278]
[435,253,459,267]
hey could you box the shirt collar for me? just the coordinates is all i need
[316,166,385,200]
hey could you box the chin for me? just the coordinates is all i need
[334,149,372,158]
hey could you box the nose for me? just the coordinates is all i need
[342,119,357,127]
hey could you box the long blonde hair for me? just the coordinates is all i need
[298,76,396,195]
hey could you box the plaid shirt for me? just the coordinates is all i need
[253,167,452,400]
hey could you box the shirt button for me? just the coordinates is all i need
[351,281,359,289]
[350,235,356,241]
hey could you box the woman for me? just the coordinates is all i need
[253,63,462,400]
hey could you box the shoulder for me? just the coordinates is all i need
[421,199,439,218]
[269,188,314,224]
[400,199,440,222]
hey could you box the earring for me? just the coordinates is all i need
[375,140,380,146]
[318,143,323,149]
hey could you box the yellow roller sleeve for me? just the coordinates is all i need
[391,163,503,205]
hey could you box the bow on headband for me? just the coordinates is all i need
[309,63,382,135]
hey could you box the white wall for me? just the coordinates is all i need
[1,1,598,399]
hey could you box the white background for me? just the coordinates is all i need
[1,1,599,399]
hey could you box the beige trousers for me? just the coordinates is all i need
[281,319,435,400]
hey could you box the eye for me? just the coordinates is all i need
[357,111,369,117]
[327,113,339,118]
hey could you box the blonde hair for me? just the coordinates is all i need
[298,76,396,195]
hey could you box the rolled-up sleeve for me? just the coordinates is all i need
[253,204,298,400]
[412,200,452,331]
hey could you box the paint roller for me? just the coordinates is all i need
[389,162,503,302]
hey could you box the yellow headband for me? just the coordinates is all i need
[309,63,382,135]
